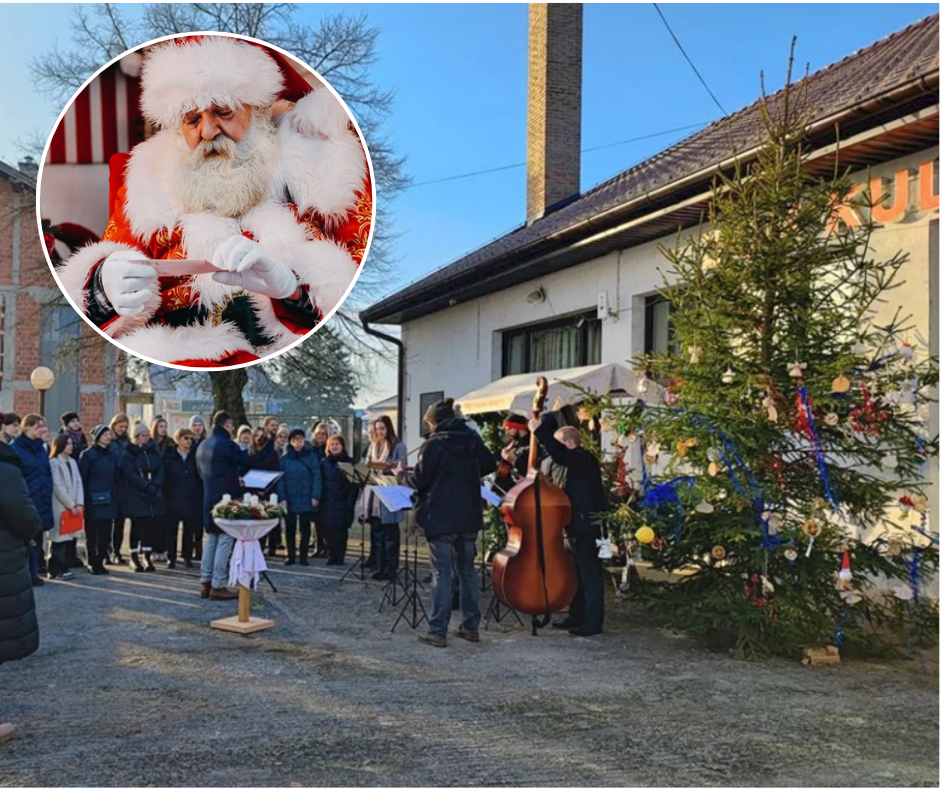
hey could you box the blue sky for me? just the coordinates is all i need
[1,3,934,404]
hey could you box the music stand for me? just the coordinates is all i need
[392,516,427,632]
[484,593,524,630]
[337,463,376,583]
[242,471,285,594]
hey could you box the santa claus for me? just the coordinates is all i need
[56,35,372,367]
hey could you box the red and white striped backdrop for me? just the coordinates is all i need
[46,63,144,165]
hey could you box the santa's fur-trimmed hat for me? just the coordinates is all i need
[141,35,288,128]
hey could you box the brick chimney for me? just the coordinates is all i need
[526,3,582,226]
[17,156,39,180]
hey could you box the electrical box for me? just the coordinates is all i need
[597,291,609,320]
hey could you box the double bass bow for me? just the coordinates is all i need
[491,377,577,634]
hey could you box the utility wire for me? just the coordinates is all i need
[405,122,707,190]
[652,3,728,116]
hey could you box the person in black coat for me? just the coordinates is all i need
[247,428,281,557]
[78,425,121,574]
[195,411,245,600]
[11,415,54,587]
[320,436,359,565]
[309,422,330,557]
[411,399,497,647]
[0,457,41,743]
[106,414,131,564]
[163,428,203,569]
[533,410,607,637]
[122,422,166,573]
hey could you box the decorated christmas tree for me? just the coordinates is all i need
[588,67,938,657]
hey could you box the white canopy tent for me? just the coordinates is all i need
[455,362,644,416]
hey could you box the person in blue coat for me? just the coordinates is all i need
[106,413,131,564]
[277,430,322,566]
[12,415,53,587]
[122,421,166,573]
[78,425,121,574]
[319,435,359,565]
[163,428,203,569]
[195,411,246,600]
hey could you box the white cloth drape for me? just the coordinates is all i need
[215,519,279,590]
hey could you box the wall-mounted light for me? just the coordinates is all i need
[526,286,546,304]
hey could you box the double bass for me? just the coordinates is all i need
[492,377,578,633]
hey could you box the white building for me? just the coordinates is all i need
[363,10,938,532]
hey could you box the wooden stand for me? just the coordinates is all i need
[210,585,274,635]
[801,645,841,666]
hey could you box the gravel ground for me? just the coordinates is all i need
[1,541,937,787]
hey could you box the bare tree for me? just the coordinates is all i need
[30,3,408,411]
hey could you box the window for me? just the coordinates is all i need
[502,312,601,376]
[419,390,444,438]
[644,295,678,357]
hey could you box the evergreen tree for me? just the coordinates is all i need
[589,66,937,657]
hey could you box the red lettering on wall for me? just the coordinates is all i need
[871,170,910,223]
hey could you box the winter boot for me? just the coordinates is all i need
[143,548,156,572]
[130,551,144,573]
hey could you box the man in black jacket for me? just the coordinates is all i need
[412,399,497,647]
[533,411,606,637]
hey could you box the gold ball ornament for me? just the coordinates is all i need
[802,520,821,538]
[635,525,656,544]
[831,375,851,394]
[711,545,726,560]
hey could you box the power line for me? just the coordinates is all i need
[652,3,728,117]
[404,122,707,191]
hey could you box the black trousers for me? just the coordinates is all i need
[165,517,200,563]
[371,518,400,576]
[48,541,73,577]
[111,516,126,556]
[86,519,113,570]
[311,510,326,555]
[129,518,159,553]
[568,534,605,634]
[325,514,353,563]
[284,513,312,561]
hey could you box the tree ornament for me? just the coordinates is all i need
[823,412,839,427]
[695,501,715,514]
[721,367,735,384]
[898,342,914,366]
[635,525,655,544]
[836,549,853,590]
[687,345,702,364]
[651,538,664,551]
[711,545,726,560]
[762,396,779,423]
[788,361,806,378]
[802,520,821,556]
[708,461,720,477]
[831,374,851,394]
[675,437,697,457]
[784,547,798,562]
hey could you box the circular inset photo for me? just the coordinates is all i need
[38,32,374,369]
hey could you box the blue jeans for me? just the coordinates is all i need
[200,533,234,589]
[426,533,480,638]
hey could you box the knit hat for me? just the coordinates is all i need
[91,424,110,443]
[61,411,80,427]
[140,35,311,129]
[132,421,150,439]
[189,414,206,428]
[424,398,456,427]
[503,413,528,430]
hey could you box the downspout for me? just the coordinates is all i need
[360,314,406,440]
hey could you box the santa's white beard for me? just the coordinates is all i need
[168,112,279,218]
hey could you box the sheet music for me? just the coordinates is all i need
[480,485,503,508]
[242,469,283,491]
[368,485,415,512]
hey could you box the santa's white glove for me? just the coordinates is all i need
[99,249,158,317]
[210,236,297,299]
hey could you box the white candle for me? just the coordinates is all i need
[269,493,278,505]
[251,495,259,506]
[243,493,252,504]
[222,494,231,504]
